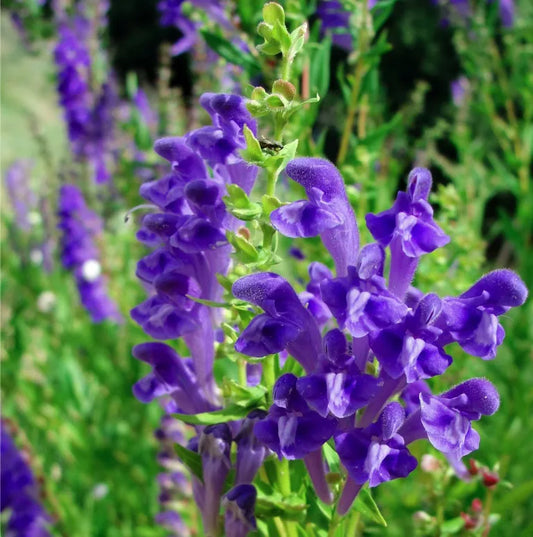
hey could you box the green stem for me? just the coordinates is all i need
[281,56,291,82]
[336,1,369,166]
[237,358,247,386]
[277,458,298,537]
[346,510,361,536]
[262,355,276,401]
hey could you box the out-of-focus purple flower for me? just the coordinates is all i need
[498,0,514,27]
[271,157,359,276]
[4,160,37,232]
[223,484,257,537]
[54,12,117,183]
[1,422,52,536]
[158,0,230,56]
[57,185,122,323]
[451,76,469,105]
[316,1,378,52]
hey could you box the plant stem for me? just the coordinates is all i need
[277,458,298,537]
[336,0,370,166]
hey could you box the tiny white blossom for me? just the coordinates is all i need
[37,291,56,313]
[81,259,101,282]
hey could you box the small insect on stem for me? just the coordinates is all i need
[259,136,284,153]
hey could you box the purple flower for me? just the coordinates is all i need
[336,403,417,488]
[271,157,359,276]
[366,167,449,297]
[235,410,268,485]
[223,484,257,537]
[369,293,452,382]
[254,374,337,460]
[57,185,122,323]
[198,424,233,537]
[320,244,408,337]
[233,273,323,372]
[399,378,500,476]
[1,422,52,536]
[132,342,211,413]
[438,270,528,359]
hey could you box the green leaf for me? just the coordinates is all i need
[201,30,261,74]
[309,37,331,97]
[440,517,465,535]
[174,443,203,482]
[173,402,266,425]
[242,125,265,163]
[352,488,387,527]
[263,2,285,26]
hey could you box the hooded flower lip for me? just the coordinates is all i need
[271,157,359,276]
[254,374,337,460]
[232,273,322,372]
[335,402,417,488]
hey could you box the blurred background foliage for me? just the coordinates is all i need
[1,0,532,536]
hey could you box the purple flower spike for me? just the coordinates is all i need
[58,185,121,323]
[223,484,257,537]
[233,273,323,372]
[366,168,449,298]
[235,410,268,485]
[199,423,233,537]
[335,402,417,490]
[499,0,515,28]
[254,374,337,460]
[271,158,359,276]
[1,423,52,536]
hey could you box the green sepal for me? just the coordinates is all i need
[255,480,307,521]
[227,231,259,263]
[222,380,268,406]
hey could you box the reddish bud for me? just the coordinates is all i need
[471,498,483,513]
[468,459,479,476]
[482,470,499,488]
[461,512,477,530]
